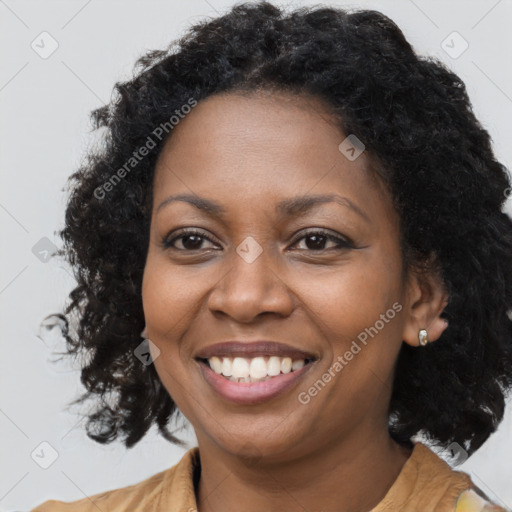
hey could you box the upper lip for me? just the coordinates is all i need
[195,341,318,361]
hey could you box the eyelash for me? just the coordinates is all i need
[161,228,354,252]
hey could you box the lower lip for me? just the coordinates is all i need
[197,360,315,405]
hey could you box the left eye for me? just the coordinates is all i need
[290,230,352,251]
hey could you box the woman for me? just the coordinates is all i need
[32,1,512,510]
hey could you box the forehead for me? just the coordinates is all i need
[152,90,390,220]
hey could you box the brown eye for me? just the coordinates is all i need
[163,229,218,251]
[290,229,353,251]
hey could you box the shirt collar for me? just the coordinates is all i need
[156,442,477,511]
[158,446,200,511]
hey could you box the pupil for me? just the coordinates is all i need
[307,235,326,250]
[183,235,202,250]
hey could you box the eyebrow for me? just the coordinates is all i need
[156,193,369,222]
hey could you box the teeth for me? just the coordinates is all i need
[206,355,308,381]
[232,357,250,379]
[268,356,281,376]
[249,357,268,379]
[281,357,292,374]
[210,356,222,374]
[221,357,233,376]
[292,359,305,371]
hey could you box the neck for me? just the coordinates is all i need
[195,427,413,512]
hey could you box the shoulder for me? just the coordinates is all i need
[30,467,169,512]
[374,442,508,511]
[413,444,507,511]
[30,447,199,512]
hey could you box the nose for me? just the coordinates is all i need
[207,244,294,323]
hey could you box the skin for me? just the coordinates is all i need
[141,90,449,512]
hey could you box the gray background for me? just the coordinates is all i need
[1,0,511,510]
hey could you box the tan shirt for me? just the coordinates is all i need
[31,441,507,511]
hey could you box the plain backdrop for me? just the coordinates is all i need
[1,0,511,510]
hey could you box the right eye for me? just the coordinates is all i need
[162,228,219,251]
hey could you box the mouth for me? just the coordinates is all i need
[196,355,316,383]
[194,341,318,405]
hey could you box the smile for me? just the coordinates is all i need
[201,355,311,382]
[196,356,316,405]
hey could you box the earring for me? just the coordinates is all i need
[418,329,429,346]
[141,326,148,338]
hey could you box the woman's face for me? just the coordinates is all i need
[142,90,414,461]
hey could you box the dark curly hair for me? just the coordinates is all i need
[45,0,512,456]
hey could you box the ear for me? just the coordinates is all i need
[401,262,449,347]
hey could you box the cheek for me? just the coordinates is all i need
[292,245,405,398]
[141,254,217,417]
[141,256,194,379]
[141,262,196,417]
[142,254,205,338]
[295,251,402,341]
